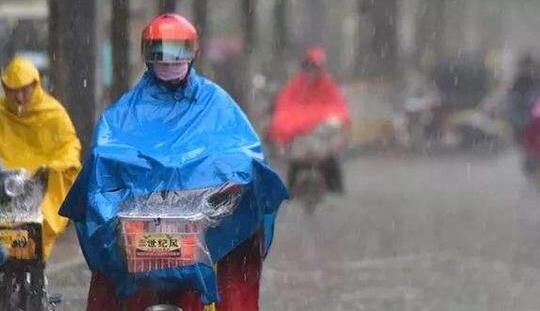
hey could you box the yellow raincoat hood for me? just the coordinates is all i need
[1,56,41,89]
[0,57,81,259]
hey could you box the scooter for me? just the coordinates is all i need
[430,54,509,152]
[287,117,345,213]
[0,165,62,311]
[520,103,540,188]
[393,83,440,151]
[442,102,509,151]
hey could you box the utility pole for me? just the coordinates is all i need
[111,0,131,100]
[158,0,177,14]
[193,0,208,73]
[48,0,97,151]
[357,0,399,78]
[239,0,257,116]
[242,0,257,54]
[415,0,446,70]
[301,0,325,50]
[272,0,289,80]
[48,0,66,99]
[274,0,288,56]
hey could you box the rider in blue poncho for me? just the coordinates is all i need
[59,14,287,311]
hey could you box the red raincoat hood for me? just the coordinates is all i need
[269,71,350,144]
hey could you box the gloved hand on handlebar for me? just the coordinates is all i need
[204,184,244,224]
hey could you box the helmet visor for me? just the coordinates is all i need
[142,39,197,63]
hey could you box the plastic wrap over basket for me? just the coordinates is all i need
[117,183,242,274]
[0,166,47,260]
[289,117,345,160]
[0,168,45,223]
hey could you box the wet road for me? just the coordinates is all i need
[47,224,90,309]
[47,149,540,310]
[261,149,540,311]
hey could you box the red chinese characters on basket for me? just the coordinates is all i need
[120,218,202,273]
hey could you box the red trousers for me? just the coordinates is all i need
[86,234,262,311]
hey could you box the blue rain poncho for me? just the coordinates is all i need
[59,70,288,303]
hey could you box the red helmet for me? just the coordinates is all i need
[141,14,199,63]
[304,46,327,68]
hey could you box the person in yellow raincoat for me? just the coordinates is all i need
[0,57,81,259]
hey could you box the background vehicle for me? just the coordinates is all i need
[430,54,507,151]
[520,101,540,188]
[393,71,441,151]
[394,55,509,153]
[287,117,345,213]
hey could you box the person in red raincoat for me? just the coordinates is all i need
[268,46,351,193]
[522,98,540,177]
[85,14,265,311]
